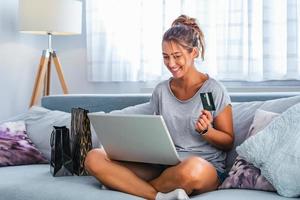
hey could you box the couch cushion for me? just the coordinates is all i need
[0,164,142,200]
[259,95,300,113]
[227,101,263,171]
[0,164,293,200]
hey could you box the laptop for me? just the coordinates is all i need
[88,113,181,165]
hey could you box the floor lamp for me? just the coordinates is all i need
[18,0,82,107]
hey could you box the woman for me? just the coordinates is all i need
[85,15,234,200]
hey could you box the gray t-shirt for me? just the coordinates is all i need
[150,76,231,172]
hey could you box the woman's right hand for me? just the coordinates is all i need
[195,110,213,134]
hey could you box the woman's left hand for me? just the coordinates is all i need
[195,110,213,134]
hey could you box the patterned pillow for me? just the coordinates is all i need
[219,109,278,191]
[220,155,276,191]
[0,121,48,166]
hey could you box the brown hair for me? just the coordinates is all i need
[163,15,205,60]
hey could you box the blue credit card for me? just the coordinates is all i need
[200,92,216,111]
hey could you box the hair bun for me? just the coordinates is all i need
[172,15,198,29]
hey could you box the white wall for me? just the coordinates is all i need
[0,0,153,121]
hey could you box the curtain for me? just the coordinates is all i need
[86,0,300,82]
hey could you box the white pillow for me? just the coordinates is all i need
[246,109,279,138]
[22,106,101,160]
[237,102,300,197]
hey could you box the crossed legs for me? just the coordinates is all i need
[85,148,219,200]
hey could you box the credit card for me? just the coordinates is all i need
[200,92,216,111]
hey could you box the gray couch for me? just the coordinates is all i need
[1,93,300,200]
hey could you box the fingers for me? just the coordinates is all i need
[201,110,213,122]
[201,114,211,125]
[195,121,205,131]
[195,116,210,133]
[195,110,213,133]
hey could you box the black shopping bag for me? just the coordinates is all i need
[50,126,73,177]
[71,108,93,176]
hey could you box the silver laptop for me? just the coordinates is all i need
[88,113,181,165]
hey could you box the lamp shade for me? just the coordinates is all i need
[19,0,82,35]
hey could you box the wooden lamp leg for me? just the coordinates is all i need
[43,52,52,96]
[29,50,50,107]
[29,50,68,107]
[52,51,69,94]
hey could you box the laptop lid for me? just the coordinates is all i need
[88,113,180,165]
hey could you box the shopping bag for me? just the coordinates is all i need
[50,126,73,176]
[71,108,93,176]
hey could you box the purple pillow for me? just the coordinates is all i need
[219,156,276,191]
[0,121,48,166]
[219,109,278,191]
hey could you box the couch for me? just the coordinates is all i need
[0,93,300,200]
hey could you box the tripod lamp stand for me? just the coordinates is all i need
[18,0,82,107]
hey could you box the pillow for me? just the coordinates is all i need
[236,103,300,197]
[227,95,300,172]
[0,121,48,166]
[220,156,276,191]
[246,109,279,138]
[22,106,101,161]
[220,109,278,191]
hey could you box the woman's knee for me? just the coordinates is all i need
[176,157,203,182]
[84,148,107,174]
[176,157,218,191]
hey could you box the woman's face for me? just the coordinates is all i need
[162,40,195,78]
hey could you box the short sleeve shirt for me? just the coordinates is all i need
[149,76,231,172]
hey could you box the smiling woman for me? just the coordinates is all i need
[84,14,234,200]
[86,0,300,83]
